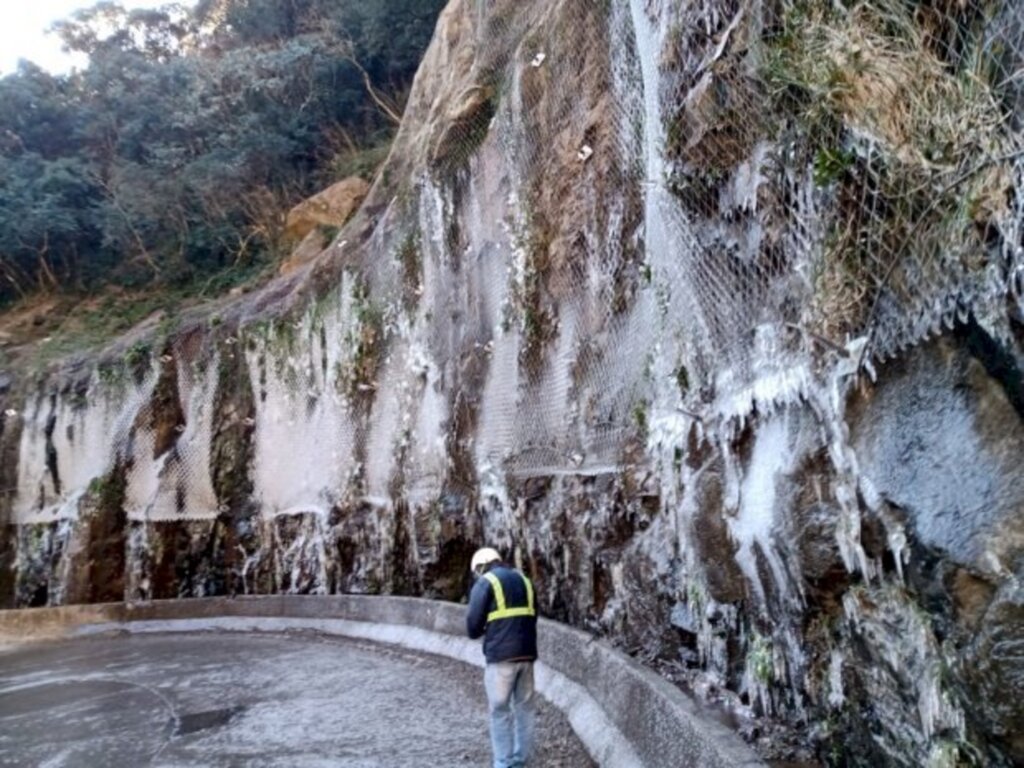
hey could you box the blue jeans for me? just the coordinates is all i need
[484,661,536,768]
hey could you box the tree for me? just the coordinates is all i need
[0,0,448,306]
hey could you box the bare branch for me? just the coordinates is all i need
[338,39,403,126]
[89,170,162,278]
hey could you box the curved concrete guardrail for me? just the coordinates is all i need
[0,596,765,767]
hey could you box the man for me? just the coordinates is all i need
[466,547,538,768]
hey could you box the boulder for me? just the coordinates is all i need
[849,335,1024,763]
[849,338,1024,578]
[279,230,331,276]
[284,176,369,243]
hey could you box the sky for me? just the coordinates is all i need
[0,1,196,75]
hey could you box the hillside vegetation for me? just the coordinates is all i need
[0,0,445,359]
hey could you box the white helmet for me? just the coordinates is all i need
[470,547,501,575]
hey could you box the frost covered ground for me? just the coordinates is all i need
[0,631,592,767]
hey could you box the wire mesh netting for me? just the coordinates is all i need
[208,0,1024,482]
[380,0,1024,471]
[10,0,1024,525]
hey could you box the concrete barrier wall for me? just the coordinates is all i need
[0,596,764,768]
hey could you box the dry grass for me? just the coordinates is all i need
[782,2,1012,169]
[767,0,1021,344]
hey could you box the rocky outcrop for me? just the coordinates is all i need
[844,336,1024,763]
[2,1,1022,765]
[278,230,331,276]
[278,176,371,276]
[284,176,370,242]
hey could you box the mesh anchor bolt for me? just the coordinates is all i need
[577,144,593,162]
[530,52,546,68]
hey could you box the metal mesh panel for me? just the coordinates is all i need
[329,0,1024,479]
[11,0,1024,537]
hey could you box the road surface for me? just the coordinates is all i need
[0,630,593,767]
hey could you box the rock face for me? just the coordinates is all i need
[839,338,1024,763]
[2,1,1023,765]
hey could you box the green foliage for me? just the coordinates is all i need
[86,465,128,518]
[336,276,383,402]
[317,224,342,244]
[632,401,648,437]
[675,364,690,398]
[123,341,149,367]
[16,258,275,371]
[506,209,556,372]
[763,0,1017,342]
[0,0,446,307]
[925,738,987,768]
[813,147,856,186]
[686,580,705,615]
[329,133,394,181]
[396,230,422,311]
[97,360,128,388]
[123,340,151,382]
[747,632,774,684]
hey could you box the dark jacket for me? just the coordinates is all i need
[466,563,538,664]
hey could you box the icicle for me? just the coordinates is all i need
[827,649,845,709]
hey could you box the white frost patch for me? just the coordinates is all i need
[13,368,157,524]
[713,324,813,426]
[827,649,845,709]
[478,461,509,511]
[725,141,772,214]
[126,356,220,522]
[727,412,798,607]
[362,336,409,501]
[247,285,358,518]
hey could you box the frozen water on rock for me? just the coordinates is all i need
[126,357,220,522]
[621,1,864,723]
[272,511,331,594]
[827,649,845,710]
[6,1,1023,763]
[247,287,357,518]
[712,325,814,428]
[842,588,966,746]
[14,368,158,524]
[362,342,404,502]
[726,412,799,609]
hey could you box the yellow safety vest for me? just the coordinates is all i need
[482,571,536,623]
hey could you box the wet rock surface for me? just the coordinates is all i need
[850,337,1024,576]
[846,336,1024,764]
[0,631,593,767]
